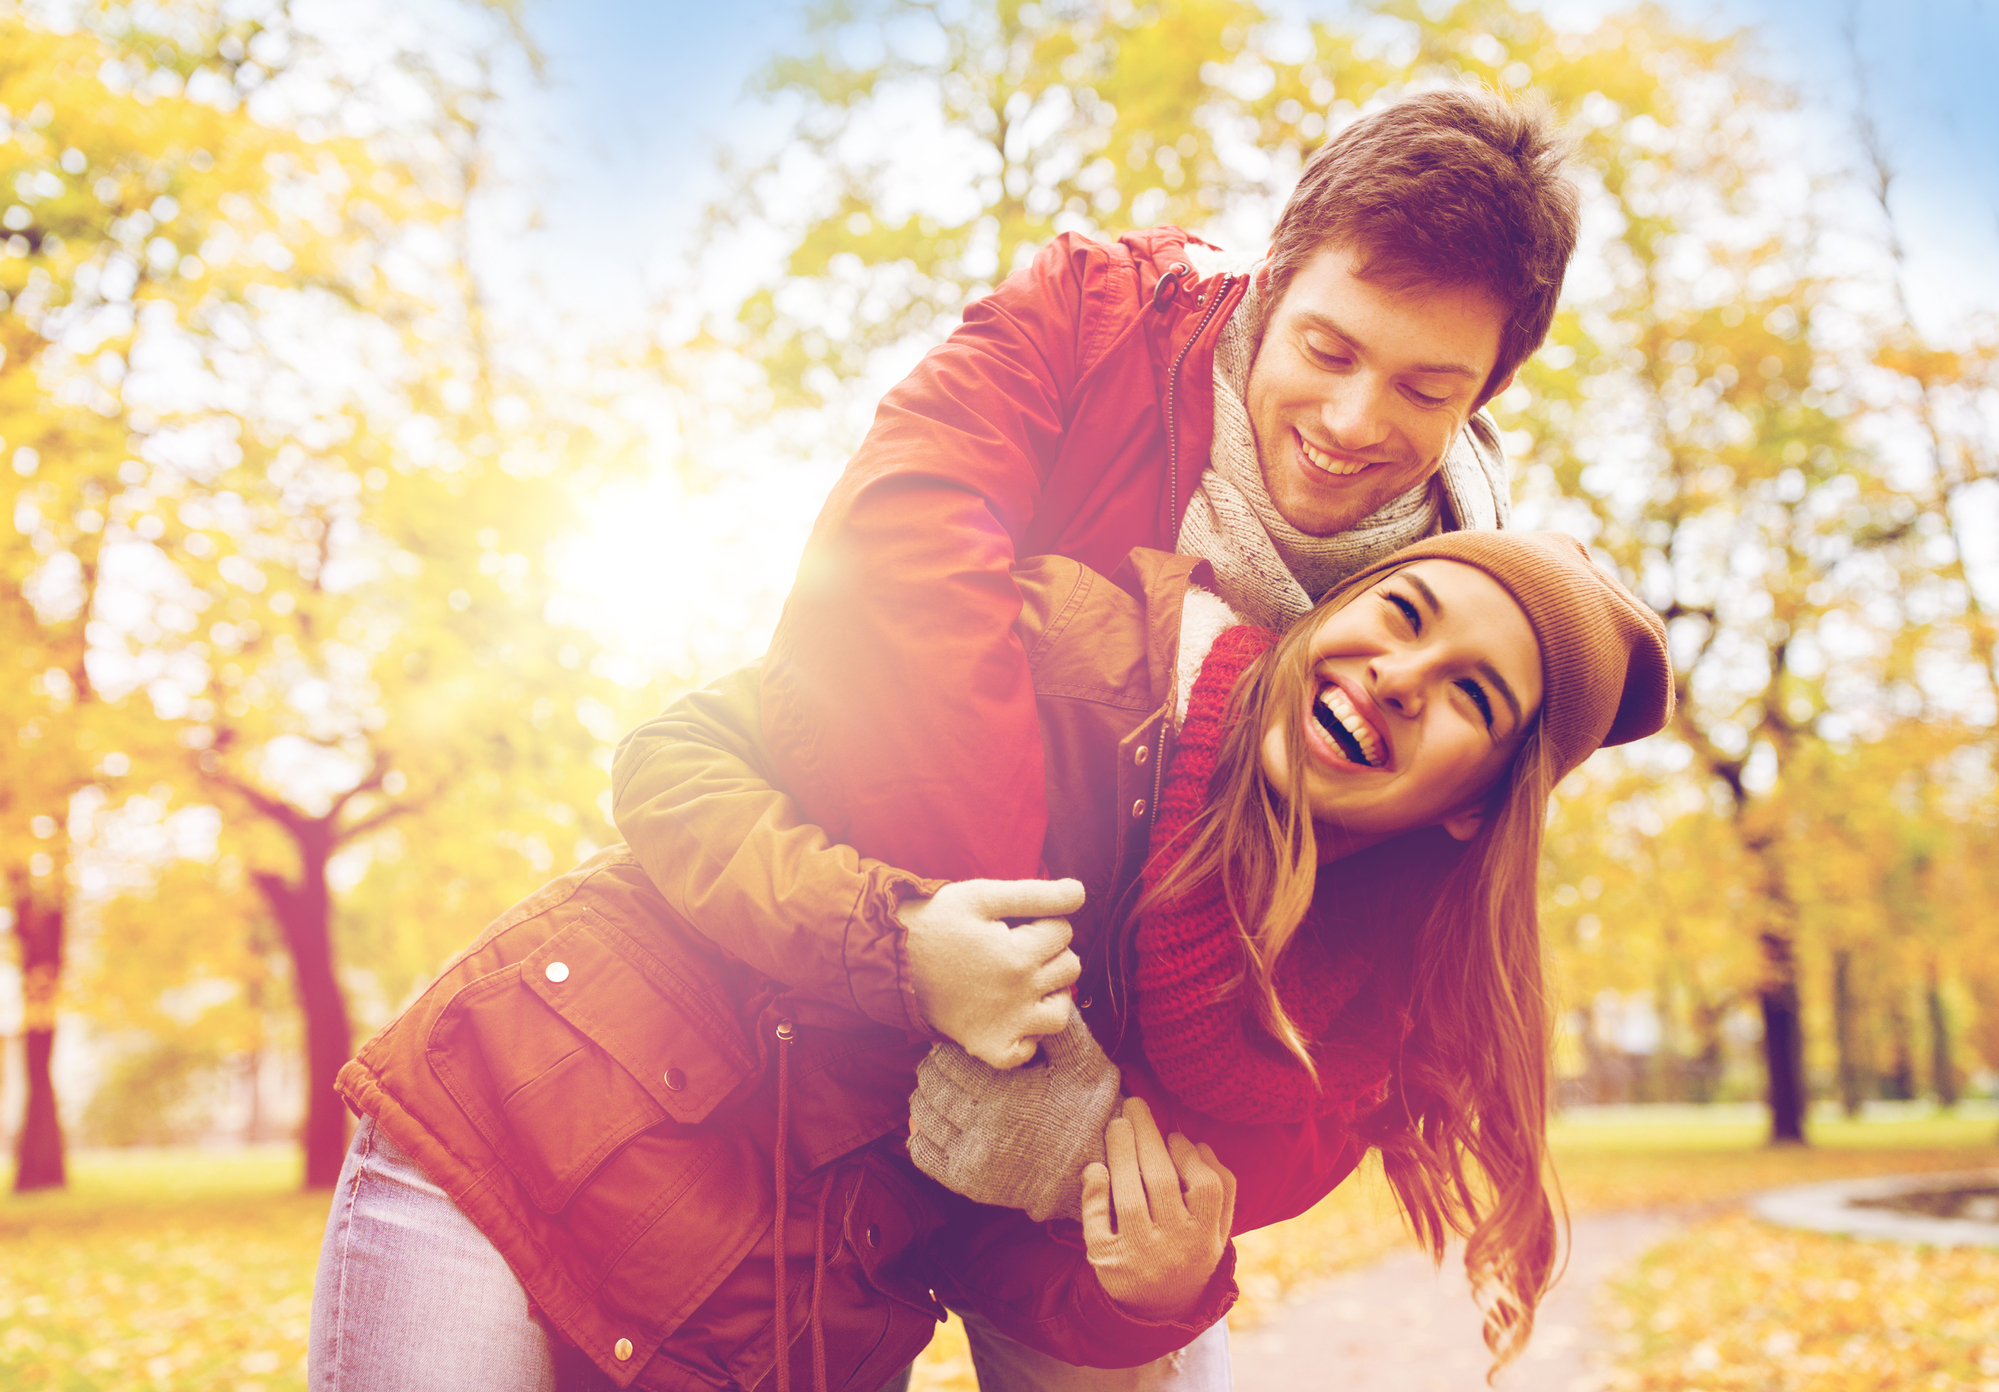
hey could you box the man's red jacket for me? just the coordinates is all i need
[754,227,1247,882]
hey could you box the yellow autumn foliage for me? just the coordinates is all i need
[1608,1214,1999,1392]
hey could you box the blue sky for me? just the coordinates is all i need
[516,0,1999,335]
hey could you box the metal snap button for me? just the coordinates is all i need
[614,1337,633,1361]
[865,1223,881,1248]
[775,1019,796,1042]
[1133,743,1149,766]
[663,1067,686,1091]
[1130,799,1146,819]
[544,961,569,983]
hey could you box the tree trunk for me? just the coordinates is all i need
[12,887,66,1191]
[1737,819,1810,1145]
[244,1047,264,1144]
[1885,992,1917,1100]
[1760,930,1809,1145]
[1833,949,1865,1118]
[1652,971,1680,1103]
[255,822,352,1189]
[1686,995,1727,1105]
[1927,960,1958,1108]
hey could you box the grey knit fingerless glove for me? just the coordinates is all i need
[907,1004,1123,1222]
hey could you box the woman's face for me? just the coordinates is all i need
[1261,559,1544,860]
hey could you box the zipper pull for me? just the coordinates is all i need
[1151,261,1193,307]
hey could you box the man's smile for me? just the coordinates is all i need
[1295,429,1379,479]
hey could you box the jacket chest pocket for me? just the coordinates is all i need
[428,908,756,1215]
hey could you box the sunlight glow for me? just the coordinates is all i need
[547,461,838,689]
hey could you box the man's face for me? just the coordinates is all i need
[1244,244,1512,537]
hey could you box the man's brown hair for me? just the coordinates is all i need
[1264,86,1579,403]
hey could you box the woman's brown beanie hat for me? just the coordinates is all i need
[1332,530,1674,782]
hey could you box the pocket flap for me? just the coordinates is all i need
[522,910,755,1125]
[429,904,758,1214]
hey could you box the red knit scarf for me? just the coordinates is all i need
[1135,624,1412,1127]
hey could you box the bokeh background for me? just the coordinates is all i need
[4,1,1997,1388]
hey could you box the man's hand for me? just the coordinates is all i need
[908,1004,1122,1221]
[1081,1097,1237,1322]
[898,878,1084,1068]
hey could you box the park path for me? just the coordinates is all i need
[1228,1209,1690,1390]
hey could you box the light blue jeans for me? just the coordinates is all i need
[309,1116,556,1390]
[310,1117,1230,1391]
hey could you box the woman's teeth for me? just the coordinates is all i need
[1299,434,1370,476]
[1315,686,1383,767]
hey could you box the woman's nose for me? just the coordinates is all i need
[1368,650,1438,716]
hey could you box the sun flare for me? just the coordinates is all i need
[547,464,835,688]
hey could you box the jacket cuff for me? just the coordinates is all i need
[1064,1241,1240,1367]
[846,868,950,1036]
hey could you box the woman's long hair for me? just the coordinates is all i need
[1139,569,1562,1372]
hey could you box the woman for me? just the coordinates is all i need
[314,531,1668,1390]
[895,528,1671,1378]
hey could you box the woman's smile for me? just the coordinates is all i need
[1310,674,1391,769]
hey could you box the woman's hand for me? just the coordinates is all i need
[898,878,1084,1068]
[1081,1097,1237,1322]
[907,1005,1123,1221]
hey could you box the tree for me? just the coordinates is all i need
[711,0,1420,402]
[140,9,635,1186]
[1,5,330,1187]
[1542,761,1763,1103]
[1492,2,1981,1142]
[174,435,626,1184]
[5,0,637,1188]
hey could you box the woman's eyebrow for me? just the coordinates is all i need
[1477,661,1525,733]
[1404,572,1526,731]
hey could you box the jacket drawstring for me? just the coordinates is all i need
[772,1017,795,1392]
[771,1016,837,1392]
[808,1164,834,1392]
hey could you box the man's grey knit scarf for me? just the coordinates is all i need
[1176,270,1512,630]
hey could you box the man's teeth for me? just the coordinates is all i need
[1316,686,1383,767]
[1300,434,1371,476]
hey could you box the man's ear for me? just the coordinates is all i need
[1472,368,1518,414]
[1441,806,1485,842]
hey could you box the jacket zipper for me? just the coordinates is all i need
[1154,268,1233,848]
[1161,270,1235,541]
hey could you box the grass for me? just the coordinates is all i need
[1,1148,325,1392]
[3,1112,1995,1392]
[1551,1109,1999,1213]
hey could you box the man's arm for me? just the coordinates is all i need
[751,233,1119,883]
[613,666,938,1031]
[613,665,1082,1060]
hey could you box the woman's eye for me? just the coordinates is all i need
[1384,592,1421,632]
[1407,386,1446,406]
[1457,678,1495,728]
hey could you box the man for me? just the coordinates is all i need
[739,85,1578,889]
[614,86,1580,1391]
